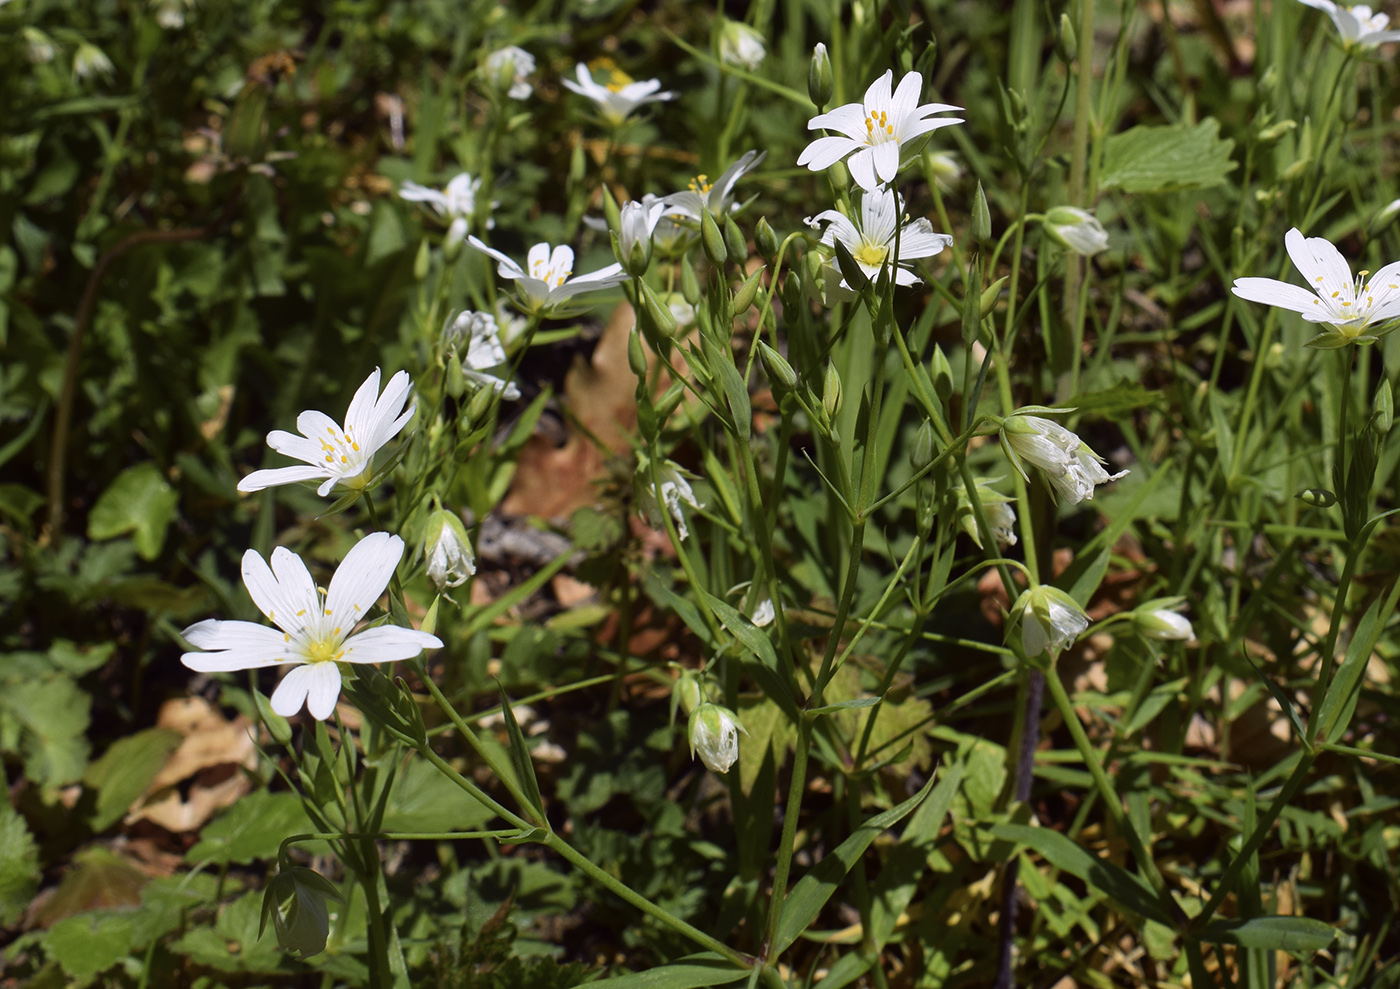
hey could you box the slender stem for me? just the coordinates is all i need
[762,720,811,958]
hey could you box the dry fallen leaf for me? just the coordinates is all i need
[126,697,258,833]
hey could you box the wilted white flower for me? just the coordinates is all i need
[467,237,627,317]
[955,478,1018,548]
[1231,227,1400,347]
[719,20,767,71]
[1133,598,1195,641]
[180,533,443,720]
[1016,585,1090,658]
[73,43,115,82]
[1043,206,1109,256]
[237,368,415,497]
[401,173,496,251]
[637,458,704,541]
[562,61,675,127]
[751,598,776,627]
[688,703,745,774]
[444,310,522,399]
[1000,413,1128,505]
[797,69,962,192]
[616,198,678,275]
[424,509,476,591]
[484,46,535,99]
[662,150,766,221]
[1296,0,1400,47]
[925,150,962,191]
[261,867,343,958]
[805,187,953,291]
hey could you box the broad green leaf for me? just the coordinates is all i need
[170,889,289,973]
[736,695,795,797]
[991,823,1174,926]
[87,462,180,560]
[187,790,317,866]
[1197,916,1336,953]
[0,674,91,787]
[580,954,749,989]
[0,800,39,925]
[1315,581,1400,744]
[82,727,182,832]
[774,769,942,955]
[42,910,134,980]
[1100,118,1236,194]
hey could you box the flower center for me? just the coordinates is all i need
[303,632,344,664]
[853,242,889,267]
[864,108,896,145]
[688,174,713,195]
[530,257,573,288]
[319,425,363,473]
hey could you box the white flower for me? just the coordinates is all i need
[262,867,342,958]
[805,188,953,290]
[424,509,476,591]
[1133,598,1195,641]
[444,310,522,399]
[237,368,415,496]
[180,533,443,720]
[925,150,962,191]
[1000,413,1128,505]
[637,458,704,540]
[1017,586,1090,658]
[617,198,679,274]
[1231,227,1400,347]
[688,703,745,774]
[751,598,776,627]
[484,46,535,99]
[955,479,1018,548]
[401,173,495,250]
[1043,206,1109,256]
[466,237,627,317]
[797,69,962,193]
[561,62,675,127]
[153,0,194,29]
[24,27,55,64]
[662,150,766,221]
[1297,0,1400,47]
[73,43,115,82]
[719,21,767,71]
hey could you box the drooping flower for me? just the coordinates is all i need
[751,598,776,627]
[636,458,704,541]
[954,478,1019,548]
[1043,206,1109,256]
[616,198,679,275]
[805,188,953,291]
[719,20,767,71]
[261,867,343,958]
[797,69,962,192]
[688,703,745,774]
[180,533,443,720]
[1016,585,1090,658]
[483,46,535,99]
[561,61,675,127]
[73,43,115,82]
[1296,0,1400,48]
[1000,413,1128,504]
[925,150,962,191]
[1132,597,1195,641]
[237,368,415,497]
[444,310,522,398]
[400,173,496,251]
[662,150,766,221]
[423,509,476,591]
[1231,227,1400,347]
[23,27,55,63]
[466,237,627,317]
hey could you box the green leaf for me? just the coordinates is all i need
[1315,581,1400,744]
[805,696,882,718]
[581,953,749,989]
[991,823,1175,926]
[701,333,752,440]
[42,910,134,980]
[774,767,943,955]
[0,800,39,925]
[1196,916,1336,953]
[812,951,872,989]
[703,591,799,719]
[1100,118,1237,194]
[170,889,290,973]
[0,674,91,787]
[869,761,964,947]
[497,685,545,819]
[1070,382,1162,420]
[187,790,317,866]
[87,462,180,560]
[82,727,182,832]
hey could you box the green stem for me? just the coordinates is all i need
[762,720,811,958]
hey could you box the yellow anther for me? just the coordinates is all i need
[1333,291,1340,298]
[333,627,341,636]
[1342,301,1352,306]
[352,442,359,451]
[325,455,333,463]
[1316,276,1324,282]
[341,455,348,464]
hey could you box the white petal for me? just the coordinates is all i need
[466,236,523,278]
[180,620,297,671]
[242,548,317,631]
[237,465,329,493]
[270,546,321,626]
[1021,610,1048,656]
[324,532,403,624]
[340,626,444,664]
[890,70,923,120]
[872,141,901,185]
[1284,228,1352,298]
[807,102,868,140]
[263,429,323,466]
[1231,277,1326,316]
[846,148,881,193]
[862,70,894,111]
[342,367,383,434]
[797,135,862,172]
[271,663,342,720]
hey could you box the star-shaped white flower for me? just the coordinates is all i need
[180,533,443,720]
[1297,0,1400,47]
[483,46,535,99]
[561,62,675,127]
[401,173,496,249]
[444,310,522,399]
[466,237,627,316]
[805,188,953,290]
[797,70,962,192]
[661,150,766,221]
[1000,413,1128,505]
[1231,227,1400,347]
[237,368,415,497]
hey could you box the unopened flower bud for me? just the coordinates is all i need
[724,215,748,265]
[911,420,935,471]
[702,211,728,268]
[466,382,497,424]
[754,217,779,261]
[972,182,992,244]
[1375,379,1393,434]
[424,509,476,591]
[639,280,678,339]
[1298,488,1337,507]
[1132,597,1195,641]
[732,266,764,316]
[413,238,432,281]
[980,275,1008,318]
[1057,12,1078,61]
[1371,199,1400,237]
[720,20,767,71]
[757,341,798,395]
[445,355,466,399]
[675,671,704,717]
[1016,585,1089,658]
[628,326,649,377]
[822,361,842,421]
[1258,119,1297,143]
[688,703,744,774]
[1043,206,1109,255]
[260,867,343,958]
[681,256,702,305]
[931,345,953,403]
[808,42,833,109]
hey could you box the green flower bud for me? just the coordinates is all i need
[639,280,678,339]
[1370,199,1400,237]
[972,182,992,244]
[1257,119,1297,143]
[260,867,343,958]
[423,508,475,591]
[466,382,497,425]
[675,671,703,717]
[702,211,728,268]
[1297,488,1337,508]
[681,255,702,305]
[757,340,797,393]
[1375,379,1393,435]
[1043,206,1109,255]
[911,420,935,471]
[1131,597,1195,641]
[780,271,805,313]
[980,276,1008,318]
[732,266,765,317]
[445,355,466,399]
[1016,585,1089,658]
[413,237,432,281]
[822,361,842,421]
[808,42,833,109]
[655,381,686,421]
[602,185,622,236]
[724,215,748,265]
[688,703,744,774]
[754,217,779,261]
[628,326,649,377]
[827,158,850,193]
[931,345,953,403]
[1057,12,1078,62]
